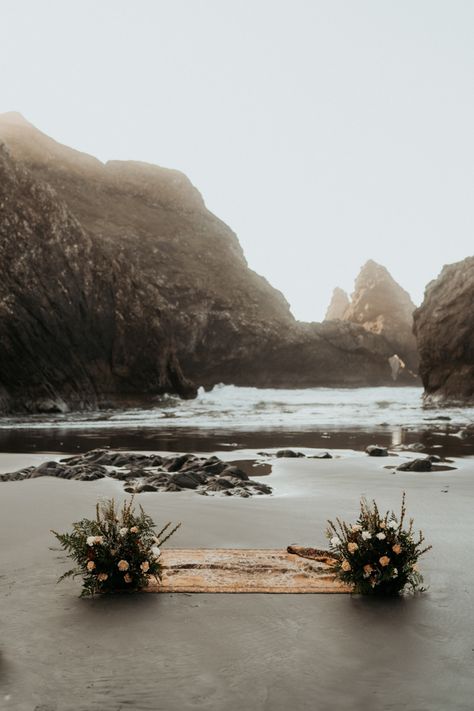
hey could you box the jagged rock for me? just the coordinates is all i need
[169,472,200,489]
[165,454,196,472]
[324,287,350,321]
[201,460,228,476]
[214,477,236,489]
[276,450,305,458]
[220,465,249,481]
[414,257,474,404]
[340,260,419,373]
[396,458,432,472]
[0,113,422,412]
[366,445,389,457]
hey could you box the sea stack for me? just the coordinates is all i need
[414,257,474,404]
[324,288,350,321]
[343,260,418,372]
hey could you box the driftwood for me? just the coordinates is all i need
[145,548,351,594]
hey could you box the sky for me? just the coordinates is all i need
[1,0,473,321]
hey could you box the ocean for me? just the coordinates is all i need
[0,385,473,456]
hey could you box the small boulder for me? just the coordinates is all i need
[221,465,249,481]
[308,452,332,459]
[135,483,158,493]
[276,450,305,458]
[170,472,200,489]
[366,445,389,457]
[397,458,432,472]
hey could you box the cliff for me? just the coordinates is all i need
[0,113,412,412]
[413,257,474,404]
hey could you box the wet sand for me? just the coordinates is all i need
[1,450,473,710]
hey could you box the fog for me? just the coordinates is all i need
[1,0,472,320]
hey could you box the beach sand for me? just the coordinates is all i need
[0,450,473,711]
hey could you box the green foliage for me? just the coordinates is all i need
[326,492,432,595]
[52,498,181,597]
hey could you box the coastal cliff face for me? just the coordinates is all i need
[414,257,474,404]
[0,113,412,412]
[341,260,419,371]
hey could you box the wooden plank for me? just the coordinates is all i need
[144,549,352,594]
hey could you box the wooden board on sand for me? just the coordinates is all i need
[145,548,352,593]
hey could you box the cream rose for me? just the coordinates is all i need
[130,526,139,534]
[117,559,129,571]
[151,546,161,559]
[341,560,351,572]
[97,573,108,582]
[119,527,128,537]
[86,560,95,571]
[376,532,386,541]
[347,542,359,553]
[86,536,96,547]
[361,531,372,541]
[363,564,373,575]
[94,536,103,545]
[140,561,150,573]
[124,573,132,583]
[392,544,401,554]
[330,536,342,547]
[379,556,390,567]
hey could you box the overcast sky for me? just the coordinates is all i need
[1,1,472,320]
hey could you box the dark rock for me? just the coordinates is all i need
[276,450,305,458]
[170,472,200,489]
[366,445,389,457]
[397,458,432,472]
[414,257,474,404]
[215,477,237,489]
[124,486,136,493]
[201,460,228,476]
[165,454,195,472]
[308,452,332,459]
[250,481,273,495]
[427,454,442,463]
[220,465,249,481]
[164,483,182,492]
[135,483,158,493]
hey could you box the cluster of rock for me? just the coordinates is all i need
[325,260,419,376]
[365,444,454,471]
[0,449,272,497]
[414,257,474,404]
[0,113,419,413]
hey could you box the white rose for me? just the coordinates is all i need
[330,536,342,547]
[86,536,96,547]
[117,559,129,571]
[388,521,398,530]
[151,546,161,559]
[361,531,372,540]
[119,528,128,537]
[392,568,398,578]
[376,532,386,541]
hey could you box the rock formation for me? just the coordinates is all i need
[0,113,415,412]
[324,287,350,321]
[413,257,474,404]
[340,260,418,372]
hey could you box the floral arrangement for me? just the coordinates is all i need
[326,493,432,595]
[52,498,181,596]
